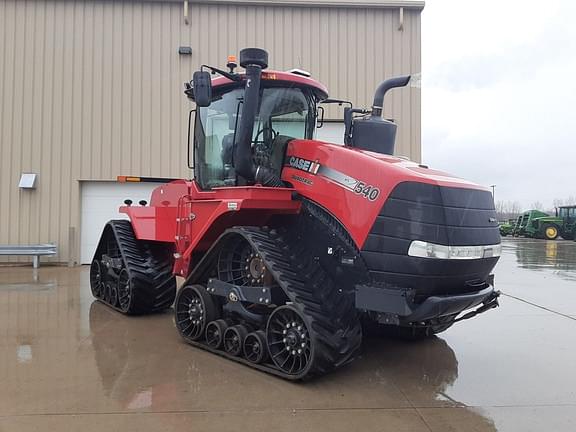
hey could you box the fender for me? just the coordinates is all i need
[120,180,300,276]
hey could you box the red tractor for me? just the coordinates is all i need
[90,48,501,380]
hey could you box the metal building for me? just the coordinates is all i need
[0,0,424,265]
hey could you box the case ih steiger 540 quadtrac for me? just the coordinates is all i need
[90,49,501,380]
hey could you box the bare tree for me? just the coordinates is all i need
[530,201,544,211]
[510,201,522,216]
[552,196,576,208]
[495,200,523,219]
[495,200,505,217]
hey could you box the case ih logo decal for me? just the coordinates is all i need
[287,156,320,174]
[286,155,380,201]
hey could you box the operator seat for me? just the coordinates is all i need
[267,135,294,177]
[221,133,236,185]
[220,134,294,186]
[221,133,234,165]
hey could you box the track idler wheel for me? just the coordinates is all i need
[117,269,132,313]
[223,325,249,356]
[175,285,219,341]
[103,282,114,304]
[109,283,119,307]
[205,319,229,349]
[89,260,105,299]
[243,330,268,364]
[266,305,312,376]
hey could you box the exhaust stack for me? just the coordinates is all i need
[350,75,411,155]
[371,75,411,117]
[233,48,268,182]
[233,48,284,187]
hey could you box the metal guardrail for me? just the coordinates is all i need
[0,244,58,268]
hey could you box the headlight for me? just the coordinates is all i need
[408,241,501,260]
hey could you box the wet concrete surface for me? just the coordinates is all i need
[0,238,575,431]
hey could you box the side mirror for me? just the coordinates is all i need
[192,71,212,107]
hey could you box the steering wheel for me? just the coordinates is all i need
[253,126,278,147]
[252,126,278,167]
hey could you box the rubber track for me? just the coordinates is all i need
[94,220,176,314]
[181,226,362,380]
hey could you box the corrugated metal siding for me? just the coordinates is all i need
[0,0,421,264]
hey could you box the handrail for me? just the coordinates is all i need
[0,244,57,268]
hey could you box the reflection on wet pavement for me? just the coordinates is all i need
[0,268,56,292]
[513,238,576,282]
[1,238,575,431]
[497,239,576,317]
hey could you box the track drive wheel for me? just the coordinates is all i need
[175,285,219,341]
[543,224,559,240]
[266,305,313,376]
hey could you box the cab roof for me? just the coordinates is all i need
[210,70,329,100]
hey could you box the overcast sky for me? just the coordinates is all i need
[421,0,576,209]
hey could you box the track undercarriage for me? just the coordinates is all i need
[90,220,176,314]
[90,217,362,380]
[174,226,362,380]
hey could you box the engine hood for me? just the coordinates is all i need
[282,139,496,248]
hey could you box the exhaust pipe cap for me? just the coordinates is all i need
[240,48,268,69]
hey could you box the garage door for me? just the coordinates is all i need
[315,122,344,145]
[80,181,158,264]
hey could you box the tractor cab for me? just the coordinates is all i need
[557,205,576,222]
[193,80,322,189]
[185,50,328,190]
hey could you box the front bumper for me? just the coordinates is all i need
[355,278,499,324]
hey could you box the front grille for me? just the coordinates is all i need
[360,182,500,295]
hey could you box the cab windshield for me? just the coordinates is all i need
[558,207,576,219]
[194,86,316,189]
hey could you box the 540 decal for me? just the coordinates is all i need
[285,154,380,202]
[353,182,380,201]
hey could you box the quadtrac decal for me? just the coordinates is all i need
[291,174,313,186]
[285,155,380,201]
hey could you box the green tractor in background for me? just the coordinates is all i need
[512,210,549,237]
[499,218,517,237]
[511,215,523,236]
[524,205,576,240]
